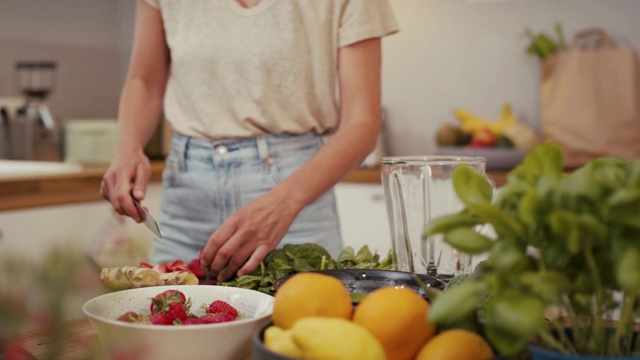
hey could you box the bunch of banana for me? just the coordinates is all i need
[453,103,517,137]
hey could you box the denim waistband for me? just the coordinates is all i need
[170,132,322,172]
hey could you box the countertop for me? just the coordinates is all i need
[0,162,508,212]
[17,317,107,360]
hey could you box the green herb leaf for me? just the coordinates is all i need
[444,228,494,255]
[452,165,494,207]
[507,142,564,185]
[519,270,571,303]
[423,212,480,237]
[428,281,487,326]
[485,292,546,343]
[616,247,640,296]
[467,203,526,239]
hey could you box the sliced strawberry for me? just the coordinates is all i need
[199,313,236,324]
[166,260,189,272]
[207,300,238,319]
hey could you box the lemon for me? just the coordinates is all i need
[290,317,385,360]
[272,272,352,330]
[264,325,304,358]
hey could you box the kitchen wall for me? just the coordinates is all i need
[0,0,132,120]
[383,0,640,156]
[1,0,639,154]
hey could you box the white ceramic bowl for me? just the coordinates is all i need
[82,285,274,360]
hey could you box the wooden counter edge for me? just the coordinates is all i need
[0,162,165,212]
[0,164,508,212]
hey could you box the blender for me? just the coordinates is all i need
[12,60,60,160]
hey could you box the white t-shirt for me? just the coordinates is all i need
[143,0,398,140]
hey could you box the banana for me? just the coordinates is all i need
[453,103,517,136]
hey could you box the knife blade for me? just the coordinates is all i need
[132,198,162,238]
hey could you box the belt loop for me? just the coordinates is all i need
[176,133,188,172]
[256,136,270,174]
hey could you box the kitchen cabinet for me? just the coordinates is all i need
[334,182,392,257]
[0,184,163,320]
[0,184,163,260]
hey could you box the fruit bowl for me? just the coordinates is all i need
[274,269,446,303]
[435,146,529,171]
[82,285,274,360]
[253,321,297,360]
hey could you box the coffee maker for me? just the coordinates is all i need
[11,60,61,161]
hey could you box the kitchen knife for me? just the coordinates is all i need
[133,198,162,238]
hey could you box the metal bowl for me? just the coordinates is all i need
[274,269,446,303]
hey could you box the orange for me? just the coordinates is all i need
[271,272,352,330]
[352,286,437,360]
[416,329,494,360]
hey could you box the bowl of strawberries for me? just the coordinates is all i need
[82,285,274,360]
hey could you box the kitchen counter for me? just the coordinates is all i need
[17,317,107,360]
[0,162,165,212]
[0,162,509,212]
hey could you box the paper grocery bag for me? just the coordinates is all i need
[540,28,640,168]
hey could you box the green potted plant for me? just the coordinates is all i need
[424,142,640,359]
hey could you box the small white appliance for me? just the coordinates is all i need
[64,119,118,164]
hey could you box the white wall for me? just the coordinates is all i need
[0,0,132,121]
[382,0,640,156]
[1,0,639,153]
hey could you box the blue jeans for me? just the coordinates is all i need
[149,132,343,265]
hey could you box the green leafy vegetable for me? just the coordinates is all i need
[219,243,392,295]
[524,23,568,60]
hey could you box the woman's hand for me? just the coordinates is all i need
[199,188,303,282]
[100,147,151,223]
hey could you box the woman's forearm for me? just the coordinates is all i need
[115,78,165,153]
[273,37,383,211]
[115,0,170,154]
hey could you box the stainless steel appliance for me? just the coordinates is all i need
[9,60,61,161]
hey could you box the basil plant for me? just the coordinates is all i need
[425,142,640,356]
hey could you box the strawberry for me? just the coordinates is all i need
[116,311,142,323]
[182,317,204,325]
[199,313,236,324]
[164,302,189,324]
[150,290,187,314]
[207,300,238,319]
[188,258,206,278]
[150,312,172,325]
[150,303,189,325]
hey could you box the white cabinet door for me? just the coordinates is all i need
[0,184,164,321]
[334,183,392,257]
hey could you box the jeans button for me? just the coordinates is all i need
[215,145,228,155]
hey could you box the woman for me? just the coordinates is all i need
[100,0,398,281]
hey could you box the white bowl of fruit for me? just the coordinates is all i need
[82,285,274,360]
